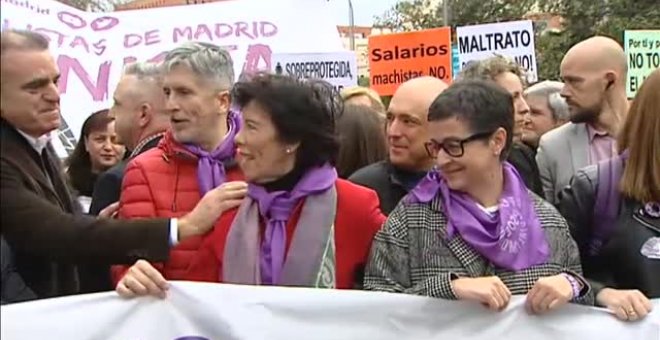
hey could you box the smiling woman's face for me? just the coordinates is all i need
[428,117,505,193]
[85,121,125,173]
[234,101,297,184]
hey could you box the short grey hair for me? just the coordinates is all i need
[123,61,163,84]
[162,42,234,90]
[525,81,569,121]
[1,29,49,57]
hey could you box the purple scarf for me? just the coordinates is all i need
[407,162,550,271]
[244,164,337,285]
[184,111,240,196]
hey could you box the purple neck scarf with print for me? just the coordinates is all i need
[407,162,550,271]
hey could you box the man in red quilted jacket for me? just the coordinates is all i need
[112,42,245,295]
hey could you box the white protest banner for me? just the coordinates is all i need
[457,20,538,82]
[2,282,659,340]
[271,51,358,91]
[0,0,343,156]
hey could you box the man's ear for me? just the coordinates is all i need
[605,72,616,90]
[138,103,152,128]
[216,90,231,115]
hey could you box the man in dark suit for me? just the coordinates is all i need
[0,29,247,300]
[1,236,35,304]
[89,62,170,215]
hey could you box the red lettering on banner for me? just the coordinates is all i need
[214,24,233,38]
[173,26,193,43]
[171,22,279,43]
[235,22,252,39]
[57,55,111,102]
[194,25,213,40]
[58,11,85,30]
[123,33,142,48]
[260,22,278,37]
[242,44,272,73]
[144,30,161,46]
[69,36,90,53]
[122,30,161,48]
[57,11,120,31]
[90,16,120,32]
[92,39,107,56]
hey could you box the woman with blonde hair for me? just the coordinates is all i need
[340,86,386,115]
[559,68,660,321]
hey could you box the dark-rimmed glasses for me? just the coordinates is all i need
[424,131,495,158]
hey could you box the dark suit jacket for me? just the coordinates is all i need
[348,161,408,216]
[89,134,163,216]
[508,142,544,197]
[1,236,36,304]
[84,134,163,293]
[0,121,171,299]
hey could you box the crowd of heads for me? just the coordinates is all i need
[1,28,657,203]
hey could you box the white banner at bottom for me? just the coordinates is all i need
[1,282,659,340]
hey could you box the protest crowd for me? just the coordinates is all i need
[0,0,658,338]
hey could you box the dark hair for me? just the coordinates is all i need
[428,80,514,160]
[1,29,49,57]
[336,104,387,178]
[232,72,341,170]
[66,109,113,195]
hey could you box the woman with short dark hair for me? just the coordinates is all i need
[116,73,386,295]
[365,79,593,313]
[336,104,387,178]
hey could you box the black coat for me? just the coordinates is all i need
[89,134,164,216]
[0,121,171,299]
[559,164,660,298]
[507,142,544,196]
[83,134,164,293]
[348,161,420,216]
[1,236,35,304]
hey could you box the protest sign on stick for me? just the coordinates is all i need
[624,30,660,98]
[457,20,538,82]
[368,27,452,96]
[271,51,358,91]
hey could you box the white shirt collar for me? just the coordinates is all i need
[16,129,51,154]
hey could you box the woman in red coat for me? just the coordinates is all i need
[117,73,386,297]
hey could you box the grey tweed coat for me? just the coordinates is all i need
[364,191,595,306]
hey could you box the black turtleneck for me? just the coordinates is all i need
[261,166,306,192]
[391,166,427,192]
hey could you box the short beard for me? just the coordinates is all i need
[569,106,600,124]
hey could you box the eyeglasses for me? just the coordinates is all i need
[424,131,495,158]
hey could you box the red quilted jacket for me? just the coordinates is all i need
[112,131,243,285]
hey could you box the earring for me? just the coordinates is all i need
[285,148,292,154]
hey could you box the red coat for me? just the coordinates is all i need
[112,131,243,285]
[185,179,386,289]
